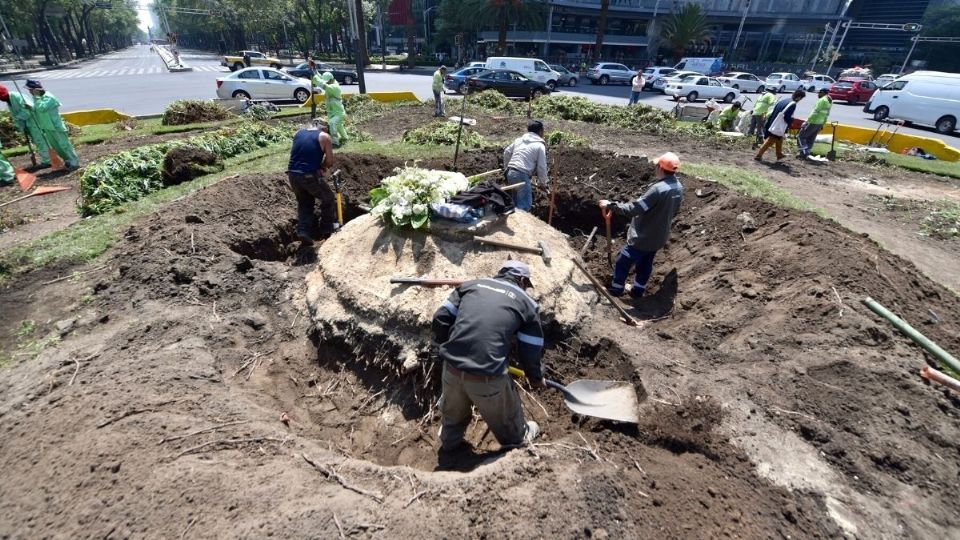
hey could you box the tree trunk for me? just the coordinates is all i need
[497,6,508,55]
[405,10,415,66]
[593,0,609,63]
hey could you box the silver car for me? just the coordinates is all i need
[550,64,578,87]
[586,62,637,85]
[216,67,313,102]
[716,72,765,93]
[652,70,702,93]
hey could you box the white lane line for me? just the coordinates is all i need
[137,68,145,75]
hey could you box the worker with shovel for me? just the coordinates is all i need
[0,83,50,171]
[26,80,80,170]
[286,119,336,244]
[503,120,549,212]
[311,72,348,147]
[796,88,832,160]
[432,260,544,452]
[599,152,684,299]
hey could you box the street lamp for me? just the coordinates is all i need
[423,5,439,53]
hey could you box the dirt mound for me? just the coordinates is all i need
[161,146,224,185]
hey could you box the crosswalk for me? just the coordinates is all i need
[26,64,226,80]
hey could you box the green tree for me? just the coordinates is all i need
[662,2,711,62]
[452,0,545,56]
[915,5,960,72]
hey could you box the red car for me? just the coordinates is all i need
[827,79,879,105]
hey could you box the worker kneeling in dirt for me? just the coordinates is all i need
[432,261,545,452]
[286,120,336,244]
[600,152,684,298]
[717,101,743,132]
[503,120,549,212]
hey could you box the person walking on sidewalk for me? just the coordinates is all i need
[503,120,549,212]
[755,89,806,162]
[599,152,684,299]
[628,72,643,105]
[433,65,447,117]
[0,83,50,170]
[311,72,348,147]
[796,88,832,159]
[286,120,336,244]
[432,260,544,452]
[26,80,79,170]
[748,87,777,147]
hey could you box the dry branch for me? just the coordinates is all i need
[301,454,385,503]
[97,399,178,428]
[172,436,287,459]
[158,420,249,445]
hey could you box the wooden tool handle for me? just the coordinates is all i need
[476,237,541,254]
[572,258,637,326]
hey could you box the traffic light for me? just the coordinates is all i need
[902,23,922,32]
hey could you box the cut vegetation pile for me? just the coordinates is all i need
[530,95,674,133]
[401,121,487,148]
[79,122,290,215]
[161,99,233,126]
[0,111,26,148]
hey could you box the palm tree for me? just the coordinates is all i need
[592,0,610,62]
[662,3,712,62]
[456,0,546,56]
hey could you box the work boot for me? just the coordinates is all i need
[297,231,315,245]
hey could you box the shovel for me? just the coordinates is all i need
[826,121,838,161]
[508,366,639,424]
[601,204,613,268]
[331,169,345,227]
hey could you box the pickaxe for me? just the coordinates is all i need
[475,237,552,264]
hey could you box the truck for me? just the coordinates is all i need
[864,71,960,134]
[673,57,723,76]
[485,57,562,90]
[222,50,284,72]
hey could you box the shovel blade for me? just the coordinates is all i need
[561,379,640,424]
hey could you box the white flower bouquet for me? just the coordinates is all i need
[369,166,469,229]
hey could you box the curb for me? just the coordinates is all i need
[154,45,193,72]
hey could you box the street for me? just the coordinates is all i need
[3,45,957,146]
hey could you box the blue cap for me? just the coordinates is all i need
[25,79,43,89]
[499,260,532,282]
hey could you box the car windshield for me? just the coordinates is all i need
[550,65,568,73]
[679,75,699,82]
[643,68,655,74]
[767,74,784,79]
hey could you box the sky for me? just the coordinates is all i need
[136,0,158,33]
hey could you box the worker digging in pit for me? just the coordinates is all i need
[26,80,80,170]
[286,119,336,244]
[432,260,544,453]
[600,152,684,299]
[503,120,549,212]
[0,82,50,171]
[311,72,348,147]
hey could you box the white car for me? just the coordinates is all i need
[652,70,702,93]
[640,66,677,89]
[765,72,802,93]
[802,74,835,92]
[716,72,765,93]
[665,75,740,103]
[216,67,313,103]
[875,73,898,87]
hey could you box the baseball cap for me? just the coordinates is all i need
[25,79,43,90]
[653,151,681,173]
[499,260,533,285]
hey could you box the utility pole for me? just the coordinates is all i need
[810,23,830,71]
[730,0,751,62]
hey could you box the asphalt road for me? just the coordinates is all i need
[4,45,956,146]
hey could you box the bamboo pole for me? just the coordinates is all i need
[861,297,960,374]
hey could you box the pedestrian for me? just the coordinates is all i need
[432,260,544,452]
[0,83,50,170]
[286,120,336,244]
[433,65,447,117]
[599,152,684,299]
[26,80,79,170]
[796,88,832,159]
[755,89,806,162]
[628,71,643,105]
[243,51,252,68]
[748,87,777,147]
[311,72,348,147]
[717,101,743,132]
[503,120,549,212]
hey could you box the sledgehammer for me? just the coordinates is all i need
[475,237,551,264]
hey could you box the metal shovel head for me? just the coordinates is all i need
[558,379,640,424]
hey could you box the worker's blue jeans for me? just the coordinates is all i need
[628,90,641,105]
[433,90,445,117]
[608,245,657,298]
[506,169,533,211]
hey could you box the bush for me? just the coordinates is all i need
[161,99,233,126]
[469,90,521,114]
[345,94,388,123]
[530,95,674,134]
[545,131,587,147]
[0,111,26,148]
[401,121,486,148]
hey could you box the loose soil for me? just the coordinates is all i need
[1,144,959,537]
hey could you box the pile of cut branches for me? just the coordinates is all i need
[161,99,234,126]
[0,111,26,147]
[401,121,486,148]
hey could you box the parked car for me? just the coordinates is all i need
[765,72,802,93]
[586,62,637,85]
[216,67,313,102]
[485,57,562,90]
[652,70,702,93]
[284,63,359,85]
[665,75,740,103]
[874,73,898,87]
[716,72,765,93]
[802,74,835,92]
[550,64,578,87]
[222,50,283,71]
[466,70,552,99]
[864,71,960,134]
[444,66,490,94]
[838,67,872,81]
[828,79,878,105]
[640,66,677,89]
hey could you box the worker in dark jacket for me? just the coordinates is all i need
[599,152,684,298]
[755,89,806,162]
[432,261,544,451]
[286,120,336,244]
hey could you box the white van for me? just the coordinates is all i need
[864,71,960,134]
[485,57,562,90]
[673,57,723,76]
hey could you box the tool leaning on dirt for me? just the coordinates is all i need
[474,237,552,263]
[431,260,544,451]
[508,366,640,424]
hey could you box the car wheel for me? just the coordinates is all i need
[294,88,310,103]
[687,91,698,102]
[457,83,468,94]
[343,75,353,85]
[546,80,556,91]
[233,62,245,71]
[600,75,609,85]
[732,84,739,90]
[756,85,765,93]
[808,86,815,92]
[232,90,251,99]
[723,92,735,103]
[568,77,577,87]
[531,89,544,99]
[935,115,956,134]
[779,86,785,93]
[873,106,889,122]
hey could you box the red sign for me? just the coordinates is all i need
[389,0,414,25]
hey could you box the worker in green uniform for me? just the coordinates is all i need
[311,72,348,147]
[0,82,50,170]
[26,80,79,170]
[748,87,777,147]
[796,88,833,159]
[717,101,743,132]
[432,65,447,117]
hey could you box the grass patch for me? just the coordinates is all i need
[684,162,824,216]
[340,140,454,161]
[877,153,960,180]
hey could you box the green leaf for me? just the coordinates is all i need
[410,212,429,229]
